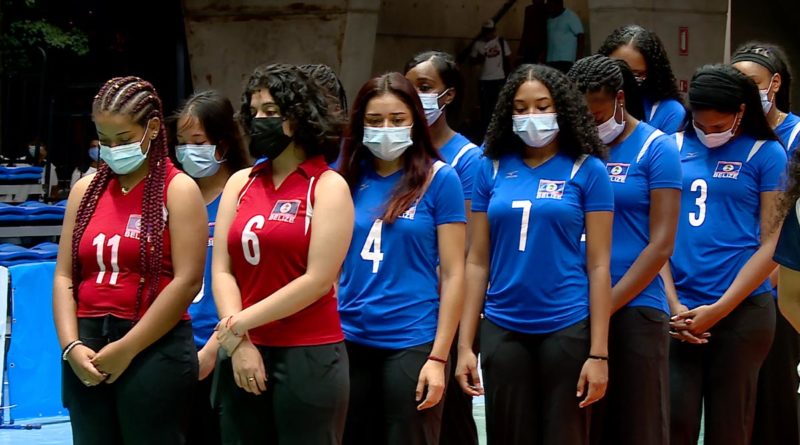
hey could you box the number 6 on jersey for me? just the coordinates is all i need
[361,219,384,273]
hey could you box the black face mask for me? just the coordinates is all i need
[249,117,292,160]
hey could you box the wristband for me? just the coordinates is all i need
[588,355,608,361]
[427,355,448,364]
[62,340,84,361]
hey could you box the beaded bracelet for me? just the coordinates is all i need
[61,340,84,361]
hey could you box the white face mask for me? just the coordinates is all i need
[597,99,626,144]
[512,113,559,148]
[760,75,777,114]
[693,114,740,149]
[418,89,450,126]
[362,126,414,161]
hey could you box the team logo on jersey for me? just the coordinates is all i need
[399,205,418,220]
[713,161,742,179]
[269,200,301,223]
[207,222,215,247]
[536,179,566,200]
[607,163,630,183]
[125,214,142,240]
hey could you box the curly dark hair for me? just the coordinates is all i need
[598,25,681,104]
[297,64,348,116]
[484,64,606,160]
[239,63,344,163]
[732,41,793,112]
[171,90,249,171]
[404,50,465,125]
[339,72,442,223]
[567,54,645,121]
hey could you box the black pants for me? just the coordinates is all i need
[344,341,446,445]
[187,365,221,445]
[62,317,198,445]
[479,79,506,134]
[751,304,800,444]
[439,337,479,445]
[213,341,349,445]
[590,306,669,445]
[670,293,775,445]
[481,318,590,445]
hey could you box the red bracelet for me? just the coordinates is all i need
[427,355,448,364]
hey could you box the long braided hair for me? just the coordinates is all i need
[72,76,170,319]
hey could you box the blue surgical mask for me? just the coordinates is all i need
[362,126,413,161]
[419,89,450,126]
[99,126,151,175]
[176,144,222,178]
[512,113,560,148]
[88,147,100,161]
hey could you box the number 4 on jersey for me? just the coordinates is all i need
[361,219,384,273]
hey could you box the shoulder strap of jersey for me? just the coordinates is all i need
[451,142,477,168]
[746,140,767,163]
[788,121,800,151]
[492,159,500,180]
[305,175,319,235]
[650,101,661,121]
[636,129,665,163]
[570,154,589,180]
[420,161,446,198]
[675,132,685,152]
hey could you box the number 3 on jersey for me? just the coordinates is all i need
[361,219,384,273]
[689,179,707,227]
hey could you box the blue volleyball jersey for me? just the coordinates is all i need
[439,133,481,200]
[775,198,800,271]
[472,152,614,334]
[670,132,787,309]
[643,98,687,134]
[607,123,682,313]
[188,195,221,349]
[775,112,800,157]
[338,162,466,349]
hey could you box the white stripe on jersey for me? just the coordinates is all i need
[636,130,665,163]
[451,142,477,168]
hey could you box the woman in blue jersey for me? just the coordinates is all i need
[404,50,480,445]
[337,72,466,445]
[456,64,613,445]
[567,55,681,445]
[172,90,249,444]
[666,64,786,445]
[731,41,800,445]
[598,25,686,134]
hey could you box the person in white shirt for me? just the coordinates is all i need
[27,139,58,198]
[546,0,585,73]
[71,139,100,188]
[470,19,512,135]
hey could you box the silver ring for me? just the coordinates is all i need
[83,380,91,386]
[247,377,255,382]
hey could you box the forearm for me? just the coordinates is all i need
[714,246,777,315]
[588,266,611,356]
[213,272,243,318]
[235,274,334,332]
[611,243,671,312]
[431,270,465,360]
[121,277,201,355]
[660,263,683,313]
[53,277,79,348]
[458,262,488,352]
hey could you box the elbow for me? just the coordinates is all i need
[651,241,675,264]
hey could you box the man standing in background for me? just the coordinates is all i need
[471,19,513,135]
[546,0,585,73]
[518,0,549,66]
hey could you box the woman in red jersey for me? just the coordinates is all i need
[53,76,208,444]
[212,64,354,444]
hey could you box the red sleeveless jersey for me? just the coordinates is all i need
[227,156,344,347]
[76,162,186,320]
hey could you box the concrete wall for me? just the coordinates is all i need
[731,0,800,113]
[588,0,729,97]
[182,0,380,109]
